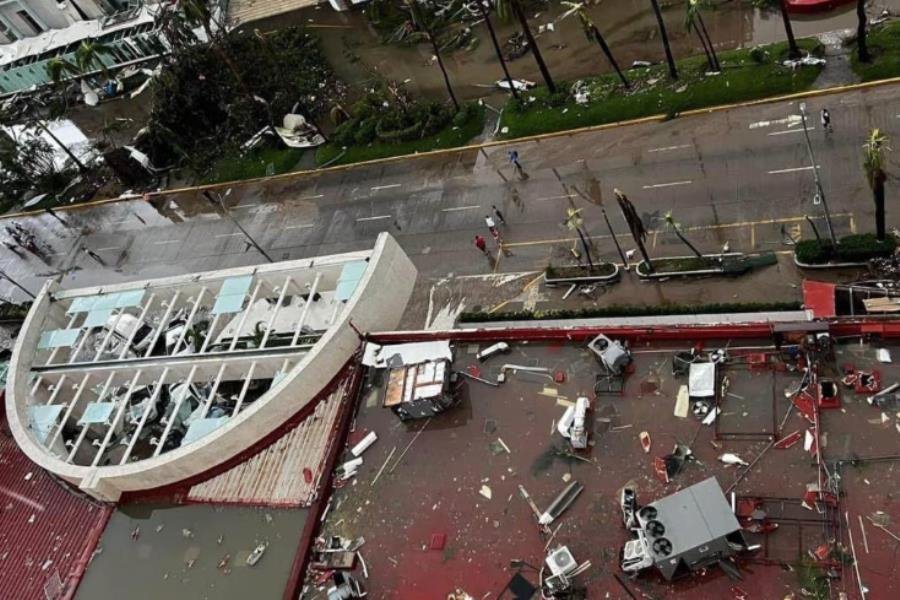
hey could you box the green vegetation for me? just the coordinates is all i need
[545,262,617,280]
[794,233,897,265]
[203,146,306,185]
[459,301,802,323]
[499,38,823,139]
[315,101,484,167]
[850,20,900,82]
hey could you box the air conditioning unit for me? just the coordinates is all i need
[545,546,577,577]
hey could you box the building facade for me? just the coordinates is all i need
[0,1,140,43]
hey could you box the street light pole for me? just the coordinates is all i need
[0,269,37,300]
[798,103,837,246]
[202,190,274,263]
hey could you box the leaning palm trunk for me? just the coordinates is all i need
[673,224,704,258]
[575,226,595,270]
[510,0,556,92]
[696,13,720,70]
[591,25,629,88]
[873,172,886,240]
[615,189,654,272]
[778,0,801,59]
[649,0,678,79]
[857,0,870,63]
[477,1,519,99]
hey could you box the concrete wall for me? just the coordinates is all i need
[5,233,417,502]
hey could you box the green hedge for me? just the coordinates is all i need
[459,301,803,323]
[794,234,897,264]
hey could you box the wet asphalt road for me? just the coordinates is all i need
[1,83,898,304]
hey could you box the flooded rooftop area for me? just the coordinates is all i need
[75,503,308,600]
[304,335,900,599]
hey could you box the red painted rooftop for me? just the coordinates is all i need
[0,394,111,600]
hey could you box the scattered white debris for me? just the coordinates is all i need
[719,453,748,467]
[479,485,493,500]
[24,472,32,481]
[877,348,892,363]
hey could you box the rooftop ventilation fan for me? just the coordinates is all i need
[652,537,673,557]
[638,506,658,521]
[645,520,666,538]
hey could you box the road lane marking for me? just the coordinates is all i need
[110,219,129,225]
[768,128,813,136]
[286,224,315,229]
[533,194,575,202]
[749,115,802,129]
[767,166,817,174]
[154,239,180,245]
[441,205,481,212]
[232,203,256,209]
[96,246,122,252]
[294,194,324,201]
[370,183,402,191]
[215,232,244,238]
[356,215,392,222]
[647,144,691,153]
[642,180,692,189]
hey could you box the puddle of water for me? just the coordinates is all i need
[75,503,307,600]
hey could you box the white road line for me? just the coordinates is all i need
[370,183,402,191]
[768,165,817,174]
[215,232,244,238]
[767,128,812,136]
[110,219,129,225]
[647,144,691,153]
[749,115,802,129]
[642,180,692,189]
[441,205,481,212]
[96,246,122,252]
[154,239,180,245]
[356,215,392,222]
[295,194,324,200]
[286,223,315,229]
[232,203,256,209]
[533,194,575,202]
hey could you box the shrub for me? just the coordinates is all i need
[354,118,378,145]
[547,91,570,108]
[795,234,896,264]
[749,46,767,64]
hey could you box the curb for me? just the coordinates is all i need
[635,253,745,279]
[793,255,868,269]
[6,75,900,220]
[543,263,621,286]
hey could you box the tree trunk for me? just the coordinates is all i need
[591,25,629,88]
[601,206,629,268]
[874,173,886,240]
[428,31,460,110]
[649,0,677,79]
[693,25,715,72]
[805,215,822,243]
[575,226,595,270]
[778,0,801,60]
[696,13,720,71]
[636,237,654,272]
[510,0,556,93]
[477,1,519,99]
[674,226,704,258]
[857,0,870,63]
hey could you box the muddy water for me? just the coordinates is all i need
[253,1,900,104]
[75,503,307,600]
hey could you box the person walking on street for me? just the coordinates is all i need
[485,215,499,239]
[491,205,507,225]
[474,234,489,256]
[507,149,527,180]
[820,108,831,134]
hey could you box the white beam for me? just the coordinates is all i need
[47,373,91,449]
[120,367,170,465]
[143,291,181,358]
[232,361,257,416]
[291,273,321,346]
[66,372,115,463]
[90,370,142,467]
[199,313,220,354]
[68,321,94,364]
[172,287,207,353]
[118,293,156,359]
[94,309,126,362]
[43,374,68,405]
[200,363,227,419]
[228,281,262,352]
[260,276,292,348]
[153,365,198,457]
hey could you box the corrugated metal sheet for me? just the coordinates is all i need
[0,405,111,600]
[187,384,344,507]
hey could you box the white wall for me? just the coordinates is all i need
[0,0,157,41]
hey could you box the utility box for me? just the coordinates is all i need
[382,359,456,421]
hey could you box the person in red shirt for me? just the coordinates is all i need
[474,234,488,255]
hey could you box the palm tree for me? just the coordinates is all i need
[755,0,800,59]
[685,0,719,72]
[476,0,519,99]
[406,0,459,110]
[45,57,78,84]
[649,0,678,79]
[863,128,889,240]
[573,172,629,268]
[561,2,629,89]
[856,0,870,63]
[73,40,112,75]
[615,188,654,272]
[664,211,704,258]
[509,0,556,93]
[564,206,594,270]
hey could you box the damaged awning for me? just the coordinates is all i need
[362,341,452,368]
